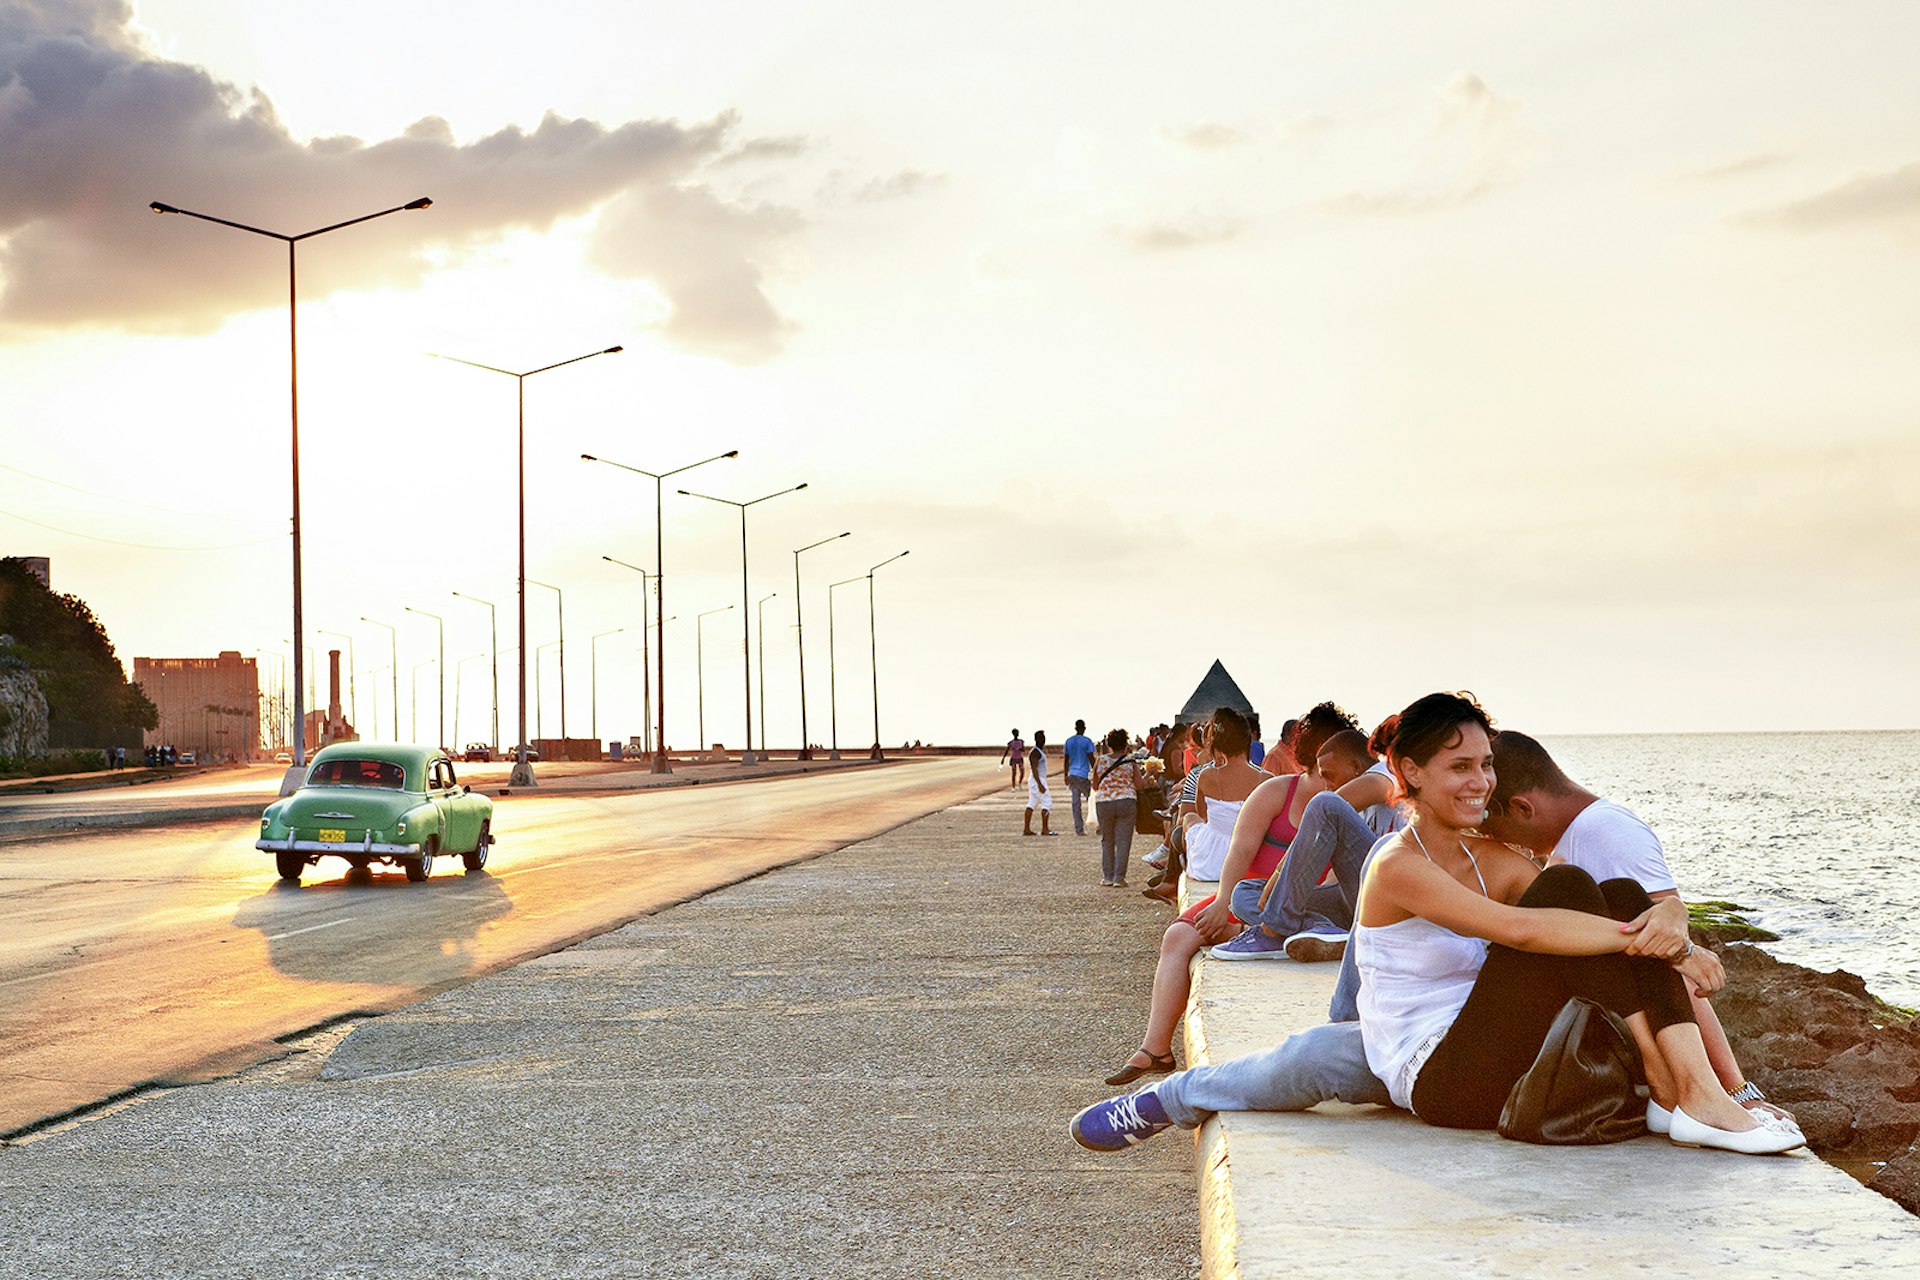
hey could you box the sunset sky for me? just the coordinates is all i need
[3,0,1918,748]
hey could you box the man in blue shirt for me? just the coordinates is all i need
[1062,719,1097,836]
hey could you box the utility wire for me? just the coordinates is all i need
[0,507,281,552]
[0,460,278,528]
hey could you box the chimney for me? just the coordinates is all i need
[328,649,343,727]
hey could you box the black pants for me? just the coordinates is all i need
[1409,865,1693,1130]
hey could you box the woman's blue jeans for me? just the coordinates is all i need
[1155,1021,1390,1127]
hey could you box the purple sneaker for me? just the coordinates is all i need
[1209,925,1289,962]
[1070,1087,1173,1151]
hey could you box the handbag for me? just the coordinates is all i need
[1497,997,1649,1145]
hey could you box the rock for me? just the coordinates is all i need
[1785,1099,1856,1150]
[0,662,50,756]
[1870,1144,1920,1215]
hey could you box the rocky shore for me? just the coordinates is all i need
[1701,932,1920,1214]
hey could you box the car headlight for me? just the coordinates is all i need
[395,820,407,835]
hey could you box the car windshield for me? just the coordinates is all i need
[307,758,407,790]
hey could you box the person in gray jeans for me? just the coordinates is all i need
[1092,728,1140,887]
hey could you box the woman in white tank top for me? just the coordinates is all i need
[1354,693,1801,1154]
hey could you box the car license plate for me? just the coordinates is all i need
[318,828,347,842]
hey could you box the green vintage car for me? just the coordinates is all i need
[256,743,495,883]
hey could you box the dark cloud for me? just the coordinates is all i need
[1744,161,1920,233]
[0,0,805,360]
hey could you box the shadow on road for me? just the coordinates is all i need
[230,869,515,987]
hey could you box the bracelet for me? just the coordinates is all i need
[1731,1081,1766,1104]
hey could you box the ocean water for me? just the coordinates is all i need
[1542,731,1920,1009]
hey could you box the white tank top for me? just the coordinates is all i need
[1184,797,1244,881]
[1355,915,1488,1110]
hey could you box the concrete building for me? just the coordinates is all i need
[133,651,261,761]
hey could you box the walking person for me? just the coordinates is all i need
[1093,728,1141,886]
[1063,719,1096,836]
[1002,729,1026,790]
[1024,730,1054,836]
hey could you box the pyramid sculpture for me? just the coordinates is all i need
[1178,659,1255,725]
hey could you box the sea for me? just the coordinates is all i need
[1542,731,1920,1010]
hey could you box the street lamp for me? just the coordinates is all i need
[695,605,735,756]
[434,344,622,787]
[865,551,910,760]
[149,194,432,794]
[363,666,385,738]
[360,617,398,745]
[755,592,777,756]
[450,593,499,756]
[678,482,807,766]
[580,450,737,774]
[827,575,864,762]
[792,531,850,759]
[590,628,625,748]
[317,629,356,737]
[535,640,561,741]
[454,653,487,747]
[403,606,444,748]
[601,557,655,757]
[526,577,567,754]
[410,658,435,739]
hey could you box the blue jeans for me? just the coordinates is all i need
[1227,792,1382,940]
[1067,775,1093,834]
[1096,798,1135,882]
[1155,1021,1389,1127]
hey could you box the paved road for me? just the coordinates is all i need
[0,757,997,1135]
[0,788,1199,1279]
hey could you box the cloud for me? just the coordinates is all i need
[0,0,807,361]
[1122,216,1246,252]
[1676,150,1795,182]
[1743,160,1920,233]
[1321,72,1547,217]
[850,170,946,203]
[1156,122,1248,152]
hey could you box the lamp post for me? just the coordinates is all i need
[827,575,864,761]
[149,195,431,794]
[359,617,398,745]
[590,628,625,749]
[602,557,654,757]
[434,345,622,787]
[864,551,910,760]
[580,450,737,774]
[317,629,356,737]
[755,592,777,756]
[792,531,850,759]
[535,640,561,741]
[403,607,444,748]
[454,653,487,746]
[450,593,499,756]
[526,577,566,755]
[678,483,807,766]
[410,659,435,739]
[363,666,384,738]
[695,605,734,756]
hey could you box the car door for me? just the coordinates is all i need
[435,756,477,851]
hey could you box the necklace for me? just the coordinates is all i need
[1409,824,1489,898]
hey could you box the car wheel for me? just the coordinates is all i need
[406,838,437,883]
[463,822,490,872]
[276,852,303,882]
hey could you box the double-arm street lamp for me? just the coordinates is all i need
[435,345,622,786]
[525,578,567,752]
[755,592,778,755]
[149,194,432,792]
[580,450,737,773]
[678,483,807,766]
[792,531,850,759]
[450,593,499,755]
[590,628,625,747]
[864,551,911,760]
[827,575,864,762]
[360,617,398,745]
[403,606,444,748]
[695,605,735,755]
[602,557,655,757]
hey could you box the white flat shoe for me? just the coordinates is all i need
[1647,1100,1673,1135]
[1668,1106,1804,1154]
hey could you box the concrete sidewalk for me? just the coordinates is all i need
[0,788,1199,1278]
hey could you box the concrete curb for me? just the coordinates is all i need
[1174,875,1920,1278]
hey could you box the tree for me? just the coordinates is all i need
[0,558,158,748]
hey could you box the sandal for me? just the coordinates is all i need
[1103,1049,1176,1086]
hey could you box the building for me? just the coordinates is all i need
[133,651,261,760]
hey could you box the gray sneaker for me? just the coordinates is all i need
[1283,927,1349,963]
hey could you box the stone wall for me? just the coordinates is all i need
[0,662,51,756]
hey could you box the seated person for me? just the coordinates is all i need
[1071,701,1801,1153]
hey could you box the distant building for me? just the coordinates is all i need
[133,651,260,760]
[13,556,50,588]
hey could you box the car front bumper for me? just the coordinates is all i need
[256,834,422,857]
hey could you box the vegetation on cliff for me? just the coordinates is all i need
[0,558,156,751]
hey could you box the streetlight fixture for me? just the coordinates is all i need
[827,575,864,762]
[403,606,444,748]
[678,482,807,766]
[602,556,655,757]
[317,628,356,736]
[865,551,910,760]
[695,605,735,756]
[792,531,850,759]
[755,592,777,756]
[580,449,737,774]
[450,593,499,756]
[149,194,432,795]
[590,628,625,748]
[526,577,567,754]
[434,344,622,787]
[360,617,398,745]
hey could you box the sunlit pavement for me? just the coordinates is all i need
[0,787,1198,1279]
